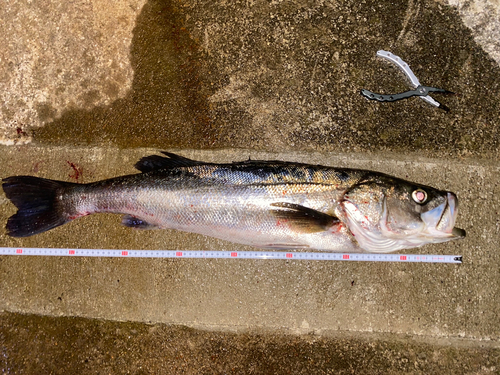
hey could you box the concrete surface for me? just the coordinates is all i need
[0,0,147,145]
[1,0,500,373]
[0,146,498,338]
[446,0,500,65]
[1,312,499,374]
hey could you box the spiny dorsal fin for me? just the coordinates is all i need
[270,202,340,234]
[134,152,205,173]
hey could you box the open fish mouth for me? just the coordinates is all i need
[422,192,465,239]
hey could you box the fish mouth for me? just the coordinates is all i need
[421,192,465,239]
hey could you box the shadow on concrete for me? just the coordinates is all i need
[2,312,499,374]
[34,0,215,148]
[34,0,500,157]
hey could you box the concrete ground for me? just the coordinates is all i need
[1,0,500,373]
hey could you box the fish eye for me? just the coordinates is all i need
[412,189,427,204]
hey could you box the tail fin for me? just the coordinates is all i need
[2,176,75,237]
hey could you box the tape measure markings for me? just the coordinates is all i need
[0,247,462,263]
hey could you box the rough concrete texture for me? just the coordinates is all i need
[1,312,499,374]
[1,147,499,372]
[1,0,500,372]
[2,0,498,157]
[446,0,500,65]
[0,0,147,145]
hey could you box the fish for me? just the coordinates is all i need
[1,152,465,253]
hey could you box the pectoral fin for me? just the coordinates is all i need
[270,202,339,234]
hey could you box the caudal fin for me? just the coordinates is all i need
[2,176,74,237]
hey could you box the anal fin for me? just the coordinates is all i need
[121,215,159,229]
[259,243,310,250]
[270,202,339,234]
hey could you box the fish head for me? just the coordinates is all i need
[340,173,465,253]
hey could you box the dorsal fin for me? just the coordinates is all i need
[134,152,205,172]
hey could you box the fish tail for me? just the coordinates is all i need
[2,176,76,237]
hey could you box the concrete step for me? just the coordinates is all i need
[1,147,497,342]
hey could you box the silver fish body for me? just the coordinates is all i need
[2,152,465,253]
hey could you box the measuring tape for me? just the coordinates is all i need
[0,247,462,263]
